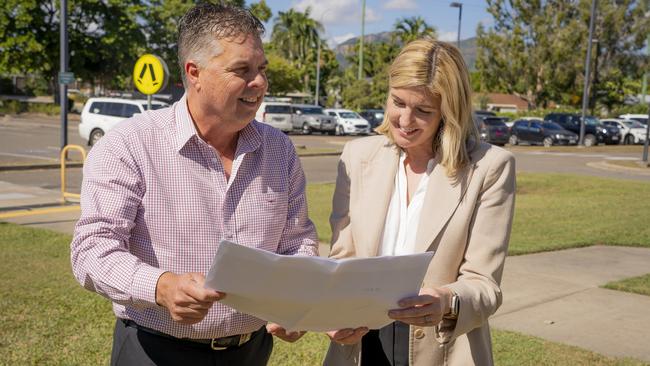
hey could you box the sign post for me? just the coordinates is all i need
[133,54,169,110]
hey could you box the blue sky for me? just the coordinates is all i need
[257,0,493,46]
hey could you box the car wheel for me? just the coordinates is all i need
[302,123,312,135]
[584,134,596,147]
[335,125,345,136]
[543,137,553,147]
[625,135,635,145]
[89,129,104,146]
[508,134,518,146]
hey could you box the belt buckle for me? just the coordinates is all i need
[210,339,228,351]
[238,332,252,346]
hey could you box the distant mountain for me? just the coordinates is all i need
[333,33,478,71]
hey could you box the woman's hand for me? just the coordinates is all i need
[326,327,369,345]
[388,287,452,327]
[266,323,306,343]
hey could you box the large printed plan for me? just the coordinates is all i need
[205,240,434,331]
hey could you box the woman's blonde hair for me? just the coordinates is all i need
[376,38,479,177]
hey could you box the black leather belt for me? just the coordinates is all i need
[121,319,259,350]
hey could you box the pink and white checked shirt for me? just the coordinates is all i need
[71,95,318,339]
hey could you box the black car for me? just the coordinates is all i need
[544,113,620,146]
[358,109,385,130]
[509,120,578,147]
[477,116,510,146]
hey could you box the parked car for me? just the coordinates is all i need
[255,102,292,132]
[291,104,336,135]
[544,113,620,146]
[79,97,168,146]
[601,119,647,145]
[509,120,578,147]
[324,109,370,136]
[618,114,648,126]
[474,110,497,119]
[358,109,385,130]
[477,116,510,146]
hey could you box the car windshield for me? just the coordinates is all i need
[584,116,599,126]
[339,112,360,119]
[144,104,167,110]
[483,118,507,126]
[623,121,645,128]
[298,107,324,114]
[266,105,291,113]
[541,122,563,130]
[628,119,647,126]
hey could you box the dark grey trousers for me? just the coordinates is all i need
[111,319,273,366]
[361,321,409,366]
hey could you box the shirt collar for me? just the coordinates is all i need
[174,94,262,154]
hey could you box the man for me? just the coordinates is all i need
[70,3,318,365]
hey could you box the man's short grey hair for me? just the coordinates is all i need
[177,3,265,86]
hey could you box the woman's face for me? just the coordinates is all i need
[386,86,442,155]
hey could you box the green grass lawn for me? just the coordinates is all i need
[603,274,650,297]
[309,173,650,255]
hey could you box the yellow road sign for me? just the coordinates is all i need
[133,54,169,95]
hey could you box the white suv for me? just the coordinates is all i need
[79,97,168,145]
[255,102,293,132]
[618,114,648,126]
[324,108,370,136]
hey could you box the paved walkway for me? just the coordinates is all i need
[1,181,649,363]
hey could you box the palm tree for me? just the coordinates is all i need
[271,8,323,69]
[393,16,436,45]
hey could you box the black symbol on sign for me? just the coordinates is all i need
[136,63,159,86]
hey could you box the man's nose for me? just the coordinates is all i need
[248,72,267,90]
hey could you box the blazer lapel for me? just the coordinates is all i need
[414,159,475,253]
[358,143,399,257]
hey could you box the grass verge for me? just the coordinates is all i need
[603,274,650,297]
[307,173,650,255]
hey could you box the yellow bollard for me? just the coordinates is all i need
[60,145,87,203]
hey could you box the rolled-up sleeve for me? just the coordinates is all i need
[70,135,165,308]
[435,151,516,343]
[275,141,319,257]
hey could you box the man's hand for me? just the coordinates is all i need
[155,272,225,324]
[387,287,452,327]
[326,327,369,345]
[266,323,305,343]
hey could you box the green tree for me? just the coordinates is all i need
[271,8,322,70]
[0,0,145,96]
[250,0,272,22]
[265,52,301,95]
[475,0,649,109]
[393,16,437,45]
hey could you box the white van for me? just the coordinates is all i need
[79,97,168,145]
[618,114,648,125]
[255,102,293,132]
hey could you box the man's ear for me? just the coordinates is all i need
[185,60,201,89]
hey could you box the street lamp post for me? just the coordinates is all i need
[315,37,321,106]
[450,2,463,49]
[60,0,69,151]
[358,0,366,80]
[579,0,597,147]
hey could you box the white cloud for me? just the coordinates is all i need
[383,0,417,10]
[292,0,381,29]
[331,33,356,46]
[438,31,457,42]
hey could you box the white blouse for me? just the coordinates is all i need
[378,151,435,256]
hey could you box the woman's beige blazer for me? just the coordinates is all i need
[324,135,516,366]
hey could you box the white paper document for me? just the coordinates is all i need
[205,240,434,331]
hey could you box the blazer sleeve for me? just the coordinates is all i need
[435,150,516,344]
[329,142,357,259]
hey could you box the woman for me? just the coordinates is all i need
[324,38,515,366]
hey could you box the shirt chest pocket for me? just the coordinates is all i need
[246,191,289,222]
